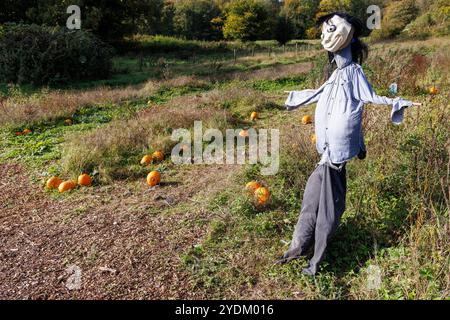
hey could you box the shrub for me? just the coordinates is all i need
[0,24,113,85]
[370,0,419,40]
[405,0,450,38]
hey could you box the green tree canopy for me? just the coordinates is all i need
[281,0,320,39]
[223,0,275,41]
[371,0,419,40]
[173,0,222,40]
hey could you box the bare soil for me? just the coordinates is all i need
[0,162,236,299]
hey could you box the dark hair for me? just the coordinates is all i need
[316,12,368,65]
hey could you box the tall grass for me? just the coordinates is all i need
[59,87,275,181]
[0,76,210,127]
[180,39,450,299]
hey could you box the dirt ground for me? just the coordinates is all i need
[0,162,236,299]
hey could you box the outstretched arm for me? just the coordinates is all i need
[284,89,321,111]
[353,67,421,124]
[284,78,330,111]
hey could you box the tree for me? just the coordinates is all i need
[316,0,352,19]
[125,0,164,35]
[159,0,176,36]
[281,0,320,39]
[274,13,295,45]
[172,0,222,40]
[0,0,38,24]
[1,0,163,42]
[222,0,276,41]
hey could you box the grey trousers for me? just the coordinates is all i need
[283,162,347,274]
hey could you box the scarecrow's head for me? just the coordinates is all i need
[320,14,354,52]
[317,12,367,64]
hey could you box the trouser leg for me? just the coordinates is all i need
[305,163,347,274]
[282,164,323,259]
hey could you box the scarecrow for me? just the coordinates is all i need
[277,12,421,275]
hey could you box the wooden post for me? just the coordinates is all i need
[295,43,298,55]
[233,48,237,64]
[139,51,143,71]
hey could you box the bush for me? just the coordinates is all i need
[0,24,114,85]
[370,0,419,40]
[405,0,450,38]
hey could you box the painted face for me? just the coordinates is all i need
[321,15,354,52]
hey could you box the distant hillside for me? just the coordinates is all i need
[371,0,450,40]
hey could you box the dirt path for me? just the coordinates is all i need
[0,162,236,299]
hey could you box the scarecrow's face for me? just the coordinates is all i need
[321,15,354,52]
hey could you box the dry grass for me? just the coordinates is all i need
[59,87,268,181]
[0,76,209,127]
[0,54,313,128]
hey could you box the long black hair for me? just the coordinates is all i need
[316,12,368,65]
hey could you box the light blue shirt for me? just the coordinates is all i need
[285,44,413,164]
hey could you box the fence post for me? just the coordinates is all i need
[139,51,143,71]
[233,48,237,64]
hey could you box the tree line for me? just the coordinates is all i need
[1,0,447,44]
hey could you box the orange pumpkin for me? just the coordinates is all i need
[46,176,62,189]
[429,86,439,95]
[22,128,32,135]
[140,155,153,165]
[250,111,258,121]
[78,174,92,187]
[64,118,73,126]
[58,180,77,193]
[152,150,164,162]
[254,186,270,206]
[301,115,312,125]
[311,134,316,144]
[245,181,262,195]
[15,131,23,136]
[147,171,161,187]
[239,129,249,138]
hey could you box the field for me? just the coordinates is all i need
[0,36,449,299]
